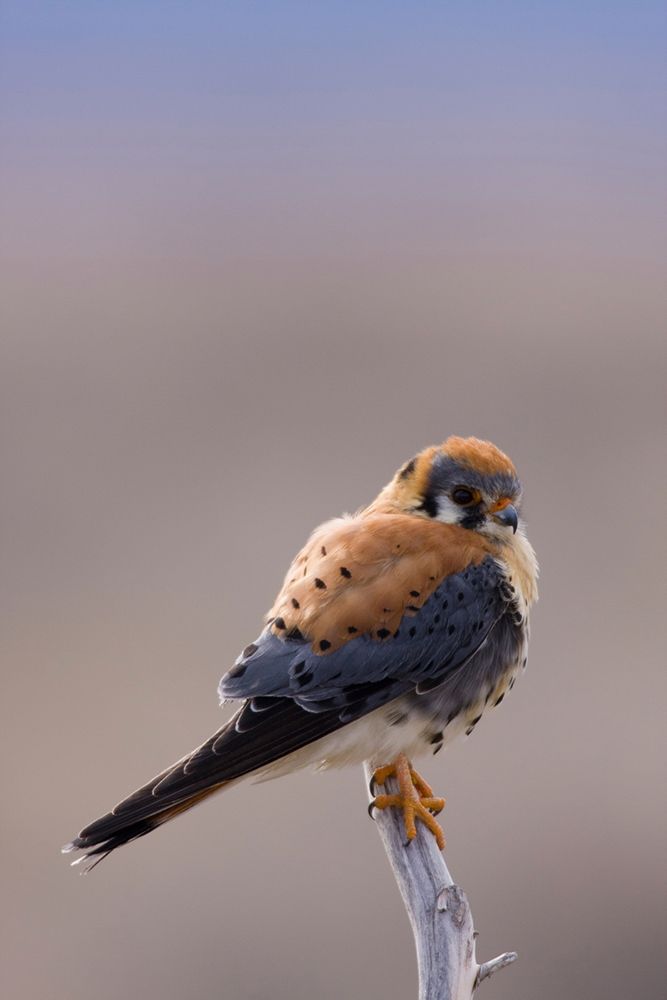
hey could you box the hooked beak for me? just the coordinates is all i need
[491,500,519,533]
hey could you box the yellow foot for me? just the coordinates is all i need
[370,753,446,850]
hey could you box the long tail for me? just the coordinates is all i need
[64,696,345,869]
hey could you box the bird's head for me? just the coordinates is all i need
[374,436,523,541]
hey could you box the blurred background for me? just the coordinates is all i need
[1,3,665,998]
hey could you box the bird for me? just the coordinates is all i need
[64,436,538,867]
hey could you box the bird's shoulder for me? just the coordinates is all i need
[220,511,513,709]
[267,511,495,653]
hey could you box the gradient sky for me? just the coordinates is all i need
[1,5,666,1000]
[2,2,666,270]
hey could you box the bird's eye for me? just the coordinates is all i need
[451,487,475,506]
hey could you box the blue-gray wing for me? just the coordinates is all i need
[66,557,515,861]
[220,556,513,724]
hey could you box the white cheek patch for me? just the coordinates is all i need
[433,497,463,524]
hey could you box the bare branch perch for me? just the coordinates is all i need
[363,761,517,999]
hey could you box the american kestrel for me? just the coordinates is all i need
[65,436,538,865]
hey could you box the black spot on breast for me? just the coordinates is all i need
[442,600,448,610]
[409,626,417,637]
[347,626,358,634]
[291,597,300,609]
[340,567,352,578]
[434,614,440,624]
[274,617,286,630]
[319,639,331,651]
[429,731,443,745]
[407,604,420,613]
[448,625,456,635]
[242,643,258,658]
[321,546,327,556]
[457,592,464,602]
[494,692,505,706]
[410,590,420,598]
[389,710,408,726]
[466,715,482,735]
[314,578,327,589]
[427,626,434,635]
[293,661,306,674]
[286,627,304,641]
[377,628,390,639]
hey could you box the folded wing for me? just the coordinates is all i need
[66,516,511,863]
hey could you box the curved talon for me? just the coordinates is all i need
[372,762,398,787]
[369,754,446,850]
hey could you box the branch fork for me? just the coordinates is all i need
[364,761,517,999]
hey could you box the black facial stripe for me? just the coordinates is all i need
[459,508,486,530]
[415,492,439,518]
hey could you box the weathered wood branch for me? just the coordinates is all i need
[363,762,517,999]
